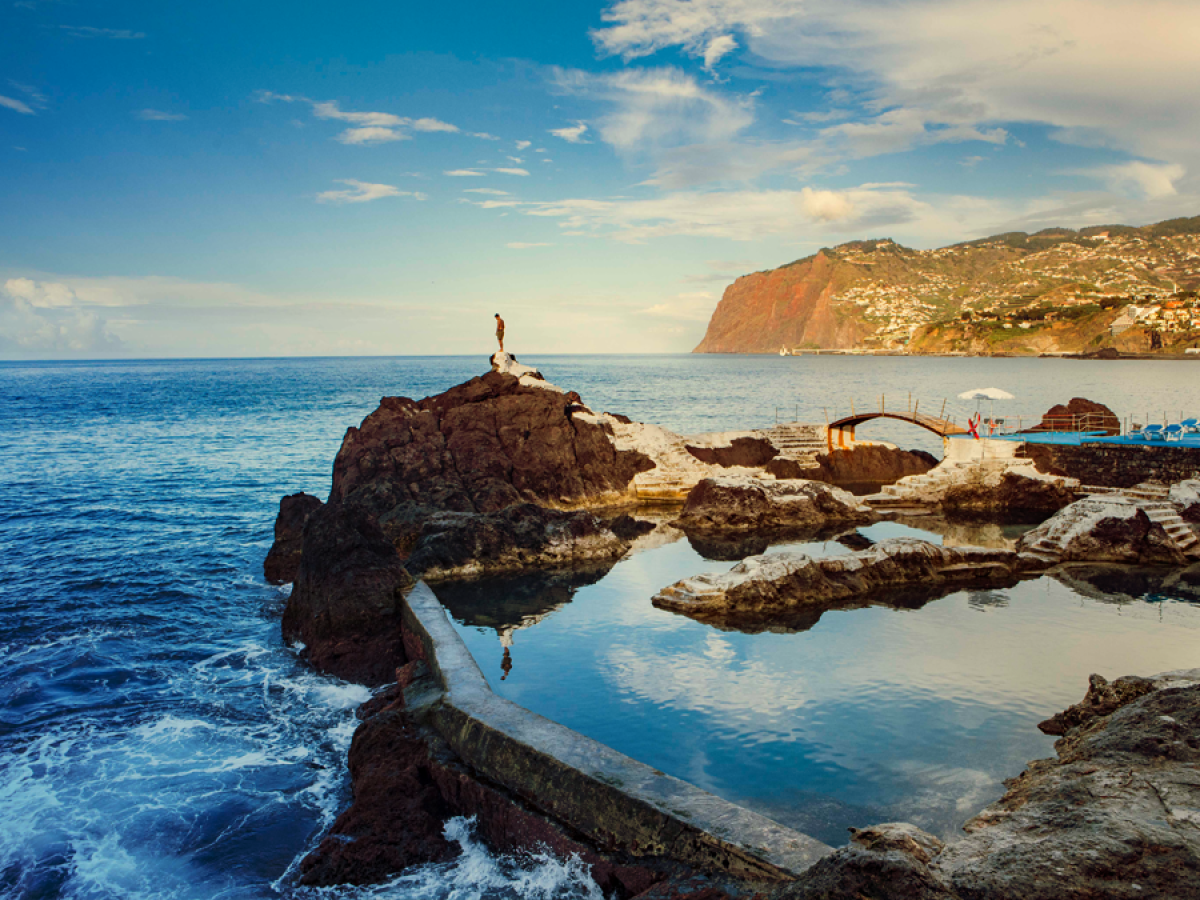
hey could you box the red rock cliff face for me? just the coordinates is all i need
[693,252,868,353]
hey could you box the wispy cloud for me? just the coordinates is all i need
[136,109,187,121]
[550,121,590,143]
[445,169,485,177]
[316,179,425,204]
[515,140,532,150]
[337,126,409,145]
[0,95,34,115]
[1073,161,1185,199]
[257,93,465,145]
[463,188,510,195]
[58,25,146,39]
[494,167,530,176]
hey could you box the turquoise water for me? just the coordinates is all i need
[2,353,1199,897]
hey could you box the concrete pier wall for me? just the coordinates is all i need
[399,581,832,881]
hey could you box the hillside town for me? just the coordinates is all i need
[825,230,1200,351]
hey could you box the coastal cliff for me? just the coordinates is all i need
[694,217,1200,355]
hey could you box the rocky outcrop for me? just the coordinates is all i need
[331,355,653,517]
[1017,497,1189,566]
[399,503,632,581]
[685,436,778,468]
[777,669,1200,900]
[940,468,1079,515]
[263,492,322,584]
[282,503,414,685]
[675,477,877,533]
[654,539,1018,625]
[1028,397,1120,435]
[694,251,870,353]
[806,445,937,488]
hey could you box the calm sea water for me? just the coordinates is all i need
[2,353,1199,898]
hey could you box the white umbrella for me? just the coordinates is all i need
[958,387,1015,400]
[958,387,1014,432]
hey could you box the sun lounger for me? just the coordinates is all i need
[1182,418,1199,434]
[1165,424,1184,440]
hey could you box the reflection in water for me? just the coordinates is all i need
[436,563,618,681]
[888,513,1039,550]
[682,523,856,561]
[440,518,1200,846]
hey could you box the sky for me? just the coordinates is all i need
[3,0,1200,359]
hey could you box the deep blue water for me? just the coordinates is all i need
[2,354,1199,898]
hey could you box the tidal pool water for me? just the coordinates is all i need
[440,518,1200,846]
[2,353,1198,898]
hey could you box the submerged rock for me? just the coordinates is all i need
[263,492,323,584]
[282,503,414,685]
[675,477,877,532]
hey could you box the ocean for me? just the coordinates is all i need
[2,353,1198,899]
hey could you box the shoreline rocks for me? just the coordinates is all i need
[1017,496,1190,566]
[674,477,878,533]
[263,492,322,584]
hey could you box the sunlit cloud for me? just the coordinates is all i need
[315,179,424,204]
[550,121,590,143]
[0,95,34,115]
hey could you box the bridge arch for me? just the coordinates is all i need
[826,410,967,451]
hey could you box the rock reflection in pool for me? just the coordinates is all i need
[440,519,1200,847]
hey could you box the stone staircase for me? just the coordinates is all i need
[765,424,827,466]
[865,458,1040,509]
[1141,501,1199,553]
[1021,495,1199,566]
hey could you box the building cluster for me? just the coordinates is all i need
[827,231,1200,347]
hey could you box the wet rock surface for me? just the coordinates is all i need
[263,491,322,584]
[809,445,938,488]
[675,477,877,533]
[282,503,414,685]
[654,538,1019,626]
[775,670,1200,900]
[685,436,779,468]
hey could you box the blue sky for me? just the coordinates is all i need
[3,0,1199,358]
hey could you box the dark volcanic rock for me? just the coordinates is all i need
[401,503,631,581]
[941,469,1078,516]
[1029,397,1120,435]
[299,681,455,886]
[685,436,778,468]
[331,368,653,517]
[810,445,938,487]
[263,492,323,584]
[282,503,414,685]
[675,477,877,532]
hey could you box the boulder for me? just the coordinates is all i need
[654,539,1018,624]
[675,477,877,532]
[1028,397,1120,435]
[263,492,323,584]
[1017,497,1188,565]
[330,364,653,518]
[282,503,414,685]
[941,468,1078,516]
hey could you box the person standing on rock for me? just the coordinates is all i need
[494,313,505,352]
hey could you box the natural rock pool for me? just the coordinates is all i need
[438,518,1200,847]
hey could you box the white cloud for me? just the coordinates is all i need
[463,188,510,195]
[798,187,856,222]
[505,242,553,249]
[638,291,716,321]
[136,109,187,121]
[515,140,532,150]
[444,169,485,176]
[336,126,409,145]
[409,117,459,133]
[315,179,423,204]
[701,34,737,71]
[0,95,35,115]
[550,121,590,143]
[506,155,524,164]
[1079,161,1185,199]
[59,25,146,39]
[1,278,123,356]
[494,167,530,176]
[593,0,1200,182]
[470,131,500,140]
